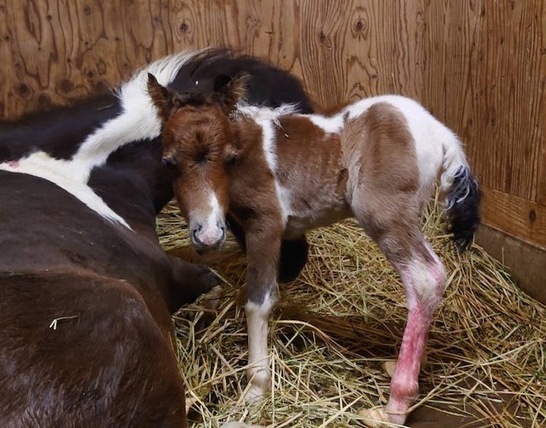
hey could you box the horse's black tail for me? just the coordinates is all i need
[444,166,481,252]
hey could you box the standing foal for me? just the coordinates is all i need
[147,73,480,427]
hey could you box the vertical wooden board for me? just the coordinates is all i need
[537,0,546,206]
[297,0,425,107]
[0,0,12,117]
[423,0,544,202]
[168,0,279,55]
[0,0,180,118]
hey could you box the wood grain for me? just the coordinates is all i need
[0,0,544,251]
[422,0,545,203]
[480,186,546,250]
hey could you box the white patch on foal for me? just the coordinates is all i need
[190,190,226,247]
[244,292,276,402]
[257,119,291,226]
[306,113,345,134]
[0,51,199,228]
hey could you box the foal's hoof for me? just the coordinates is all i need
[359,406,407,427]
[243,370,271,404]
[243,383,268,404]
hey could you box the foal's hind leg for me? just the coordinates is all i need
[353,202,447,427]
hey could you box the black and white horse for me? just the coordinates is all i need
[0,48,313,427]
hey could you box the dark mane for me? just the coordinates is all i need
[176,91,216,108]
[168,48,313,113]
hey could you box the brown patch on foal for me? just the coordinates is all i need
[164,106,232,219]
[273,115,350,235]
[228,118,285,302]
[342,103,430,263]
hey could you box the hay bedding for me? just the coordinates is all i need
[157,203,545,428]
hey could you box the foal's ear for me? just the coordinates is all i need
[223,144,240,166]
[213,72,250,116]
[147,73,182,121]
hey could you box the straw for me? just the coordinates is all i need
[157,203,546,428]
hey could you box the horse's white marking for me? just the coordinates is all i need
[2,50,202,228]
[244,292,276,401]
[190,190,226,246]
[342,95,464,205]
[258,119,291,226]
[0,154,131,227]
[306,113,345,134]
[236,103,298,124]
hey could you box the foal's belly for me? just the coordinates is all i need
[282,206,350,239]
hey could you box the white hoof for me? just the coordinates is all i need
[244,369,271,404]
[359,406,406,427]
[243,383,268,404]
[382,360,397,378]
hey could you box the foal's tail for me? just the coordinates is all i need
[439,136,481,252]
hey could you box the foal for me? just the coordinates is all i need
[147,73,480,427]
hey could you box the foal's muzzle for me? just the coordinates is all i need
[191,222,226,251]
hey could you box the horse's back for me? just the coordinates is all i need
[0,271,186,428]
[1,170,167,287]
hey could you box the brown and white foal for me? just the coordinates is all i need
[147,73,480,427]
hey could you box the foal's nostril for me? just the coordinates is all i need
[191,225,203,243]
[218,223,226,238]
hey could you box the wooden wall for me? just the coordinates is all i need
[1,0,545,255]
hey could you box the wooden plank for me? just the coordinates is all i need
[0,0,545,252]
[537,0,546,206]
[422,0,545,202]
[296,0,425,105]
[480,186,546,250]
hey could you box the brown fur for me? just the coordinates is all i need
[148,75,474,425]
[0,170,218,427]
[342,103,430,264]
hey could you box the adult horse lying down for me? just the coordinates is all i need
[0,49,313,426]
[148,73,481,427]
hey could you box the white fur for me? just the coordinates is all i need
[259,120,290,226]
[2,50,201,228]
[302,95,465,207]
[0,154,130,227]
[191,190,225,246]
[306,113,345,134]
[342,95,465,205]
[235,103,299,124]
[244,293,276,401]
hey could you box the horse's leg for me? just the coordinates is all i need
[278,236,309,282]
[241,226,282,403]
[353,200,447,427]
[166,256,220,312]
[227,214,308,283]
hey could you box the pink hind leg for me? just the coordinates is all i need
[360,236,447,427]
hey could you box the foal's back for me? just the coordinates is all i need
[254,95,455,236]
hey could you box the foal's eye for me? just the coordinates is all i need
[162,156,178,171]
[225,152,238,166]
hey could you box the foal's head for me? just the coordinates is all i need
[147,73,247,251]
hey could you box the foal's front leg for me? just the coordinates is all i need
[243,228,281,403]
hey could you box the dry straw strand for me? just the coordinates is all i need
[158,202,546,428]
